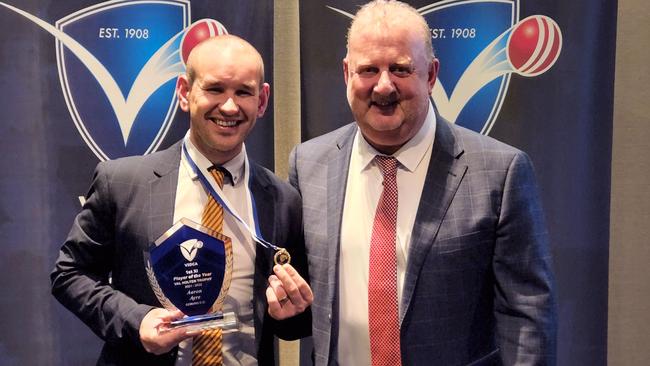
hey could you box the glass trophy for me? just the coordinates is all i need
[145,218,238,333]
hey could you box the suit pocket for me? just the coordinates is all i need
[436,231,490,255]
[436,230,492,255]
[466,348,500,366]
[429,230,493,273]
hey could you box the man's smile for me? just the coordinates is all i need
[209,118,241,128]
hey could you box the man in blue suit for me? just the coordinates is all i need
[52,35,312,365]
[289,1,557,365]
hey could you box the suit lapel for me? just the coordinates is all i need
[249,164,275,273]
[148,141,182,245]
[249,165,275,245]
[327,125,357,328]
[248,164,274,353]
[400,117,467,324]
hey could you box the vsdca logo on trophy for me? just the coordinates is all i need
[328,0,562,134]
[0,0,227,160]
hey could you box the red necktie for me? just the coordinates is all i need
[193,167,227,366]
[368,156,402,366]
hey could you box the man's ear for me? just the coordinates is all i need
[343,58,350,86]
[177,75,190,112]
[427,58,440,93]
[257,83,271,117]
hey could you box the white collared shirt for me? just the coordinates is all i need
[174,133,257,366]
[338,102,437,365]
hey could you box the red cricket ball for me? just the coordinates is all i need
[507,15,562,77]
[180,18,228,65]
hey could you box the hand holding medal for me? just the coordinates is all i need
[182,143,312,320]
[265,263,314,320]
[178,144,314,320]
[183,143,294,267]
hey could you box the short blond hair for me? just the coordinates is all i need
[347,0,434,62]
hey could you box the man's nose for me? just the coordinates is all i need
[373,70,396,95]
[219,97,239,115]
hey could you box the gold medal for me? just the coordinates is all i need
[273,248,291,265]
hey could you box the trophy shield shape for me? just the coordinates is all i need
[145,218,238,332]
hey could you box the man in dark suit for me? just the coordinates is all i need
[51,35,312,365]
[289,1,557,365]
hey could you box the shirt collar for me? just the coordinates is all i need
[354,100,436,172]
[181,132,246,185]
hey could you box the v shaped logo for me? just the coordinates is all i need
[179,239,203,262]
[0,1,193,160]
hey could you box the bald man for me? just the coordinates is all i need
[52,35,312,366]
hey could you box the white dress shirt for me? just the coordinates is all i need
[174,133,257,366]
[338,103,437,365]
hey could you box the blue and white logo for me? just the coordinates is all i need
[421,0,518,134]
[0,0,198,160]
[55,0,190,160]
[328,0,562,135]
[179,238,203,262]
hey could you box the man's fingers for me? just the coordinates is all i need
[274,264,313,306]
[266,286,284,316]
[267,274,288,301]
[140,308,194,355]
[273,265,299,302]
[266,264,314,320]
[159,309,184,322]
[281,264,314,303]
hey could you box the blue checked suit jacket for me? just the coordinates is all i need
[289,115,557,366]
[51,140,311,366]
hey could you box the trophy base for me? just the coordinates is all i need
[167,311,239,333]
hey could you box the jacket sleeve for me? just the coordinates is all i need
[493,151,557,365]
[50,162,153,347]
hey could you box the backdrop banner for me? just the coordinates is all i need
[0,0,273,364]
[300,0,617,365]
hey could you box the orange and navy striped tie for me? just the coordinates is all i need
[192,166,227,366]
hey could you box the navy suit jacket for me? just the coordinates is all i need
[289,116,556,365]
[51,140,311,365]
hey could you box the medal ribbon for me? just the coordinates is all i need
[182,142,281,253]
